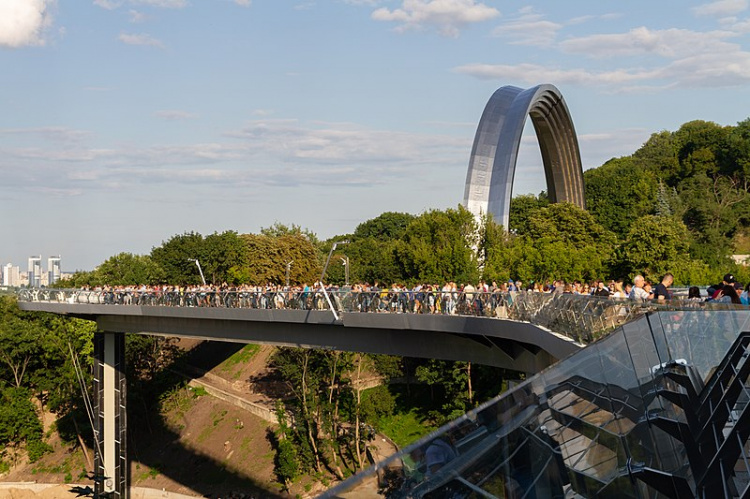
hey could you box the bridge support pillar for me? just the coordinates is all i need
[93,332,128,498]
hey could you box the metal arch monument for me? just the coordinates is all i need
[463,84,586,228]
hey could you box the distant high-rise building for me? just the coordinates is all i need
[3,263,21,287]
[48,256,61,285]
[28,256,42,288]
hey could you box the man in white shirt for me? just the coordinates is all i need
[629,275,650,301]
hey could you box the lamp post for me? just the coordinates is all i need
[285,260,294,287]
[339,255,349,286]
[319,240,348,321]
[320,240,349,284]
[187,259,207,286]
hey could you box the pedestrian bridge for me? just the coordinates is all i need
[19,288,646,373]
[14,288,678,498]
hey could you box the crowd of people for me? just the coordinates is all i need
[27,272,750,313]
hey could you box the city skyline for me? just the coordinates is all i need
[1,255,66,287]
[2,0,750,271]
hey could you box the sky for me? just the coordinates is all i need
[2,0,750,272]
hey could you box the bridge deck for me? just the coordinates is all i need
[19,301,582,373]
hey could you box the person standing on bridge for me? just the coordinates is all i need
[629,275,650,301]
[653,273,674,302]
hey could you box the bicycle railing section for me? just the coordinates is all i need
[16,288,747,347]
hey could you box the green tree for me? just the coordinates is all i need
[202,231,248,284]
[508,192,549,235]
[633,130,679,183]
[525,202,615,247]
[727,118,750,180]
[242,233,320,285]
[0,297,50,389]
[272,401,299,491]
[339,238,401,285]
[584,157,658,236]
[679,173,749,266]
[0,387,45,462]
[415,359,473,424]
[673,120,731,180]
[94,252,165,285]
[394,206,479,285]
[483,204,615,283]
[615,215,704,283]
[352,212,415,241]
[359,386,396,427]
[0,298,91,464]
[261,222,320,248]
[150,232,206,284]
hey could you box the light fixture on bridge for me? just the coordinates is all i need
[285,260,294,287]
[339,255,349,286]
[320,240,349,284]
[187,258,207,286]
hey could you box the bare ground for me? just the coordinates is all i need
[0,340,395,498]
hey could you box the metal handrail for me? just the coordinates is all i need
[16,288,744,345]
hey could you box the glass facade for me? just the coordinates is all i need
[324,310,750,498]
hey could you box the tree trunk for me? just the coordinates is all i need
[467,362,473,404]
[300,352,322,473]
[354,354,364,470]
[328,352,339,405]
[72,416,93,470]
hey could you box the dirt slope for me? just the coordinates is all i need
[1,341,292,497]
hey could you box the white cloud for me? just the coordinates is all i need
[692,0,748,16]
[526,25,750,89]
[567,15,594,25]
[128,9,146,22]
[0,127,91,142]
[118,32,164,47]
[234,0,251,6]
[155,110,196,120]
[0,120,469,195]
[93,0,122,10]
[719,16,750,32]
[132,0,187,8]
[372,0,499,37]
[491,10,561,46]
[454,49,750,89]
[559,26,739,59]
[343,0,382,5]
[453,63,653,86]
[577,128,652,168]
[227,119,465,164]
[0,0,53,48]
[657,51,750,87]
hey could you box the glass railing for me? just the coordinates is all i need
[321,308,750,498]
[17,288,747,346]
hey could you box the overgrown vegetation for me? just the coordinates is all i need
[265,348,514,483]
[0,296,95,469]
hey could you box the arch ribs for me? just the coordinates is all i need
[463,84,586,228]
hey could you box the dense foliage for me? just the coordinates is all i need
[582,118,750,282]
[0,296,95,467]
[268,348,511,481]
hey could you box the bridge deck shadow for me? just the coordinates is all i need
[126,339,285,498]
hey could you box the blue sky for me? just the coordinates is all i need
[2,0,750,271]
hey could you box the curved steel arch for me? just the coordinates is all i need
[463,84,586,228]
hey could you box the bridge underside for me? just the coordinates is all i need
[20,303,581,373]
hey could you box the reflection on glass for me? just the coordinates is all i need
[323,310,750,498]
